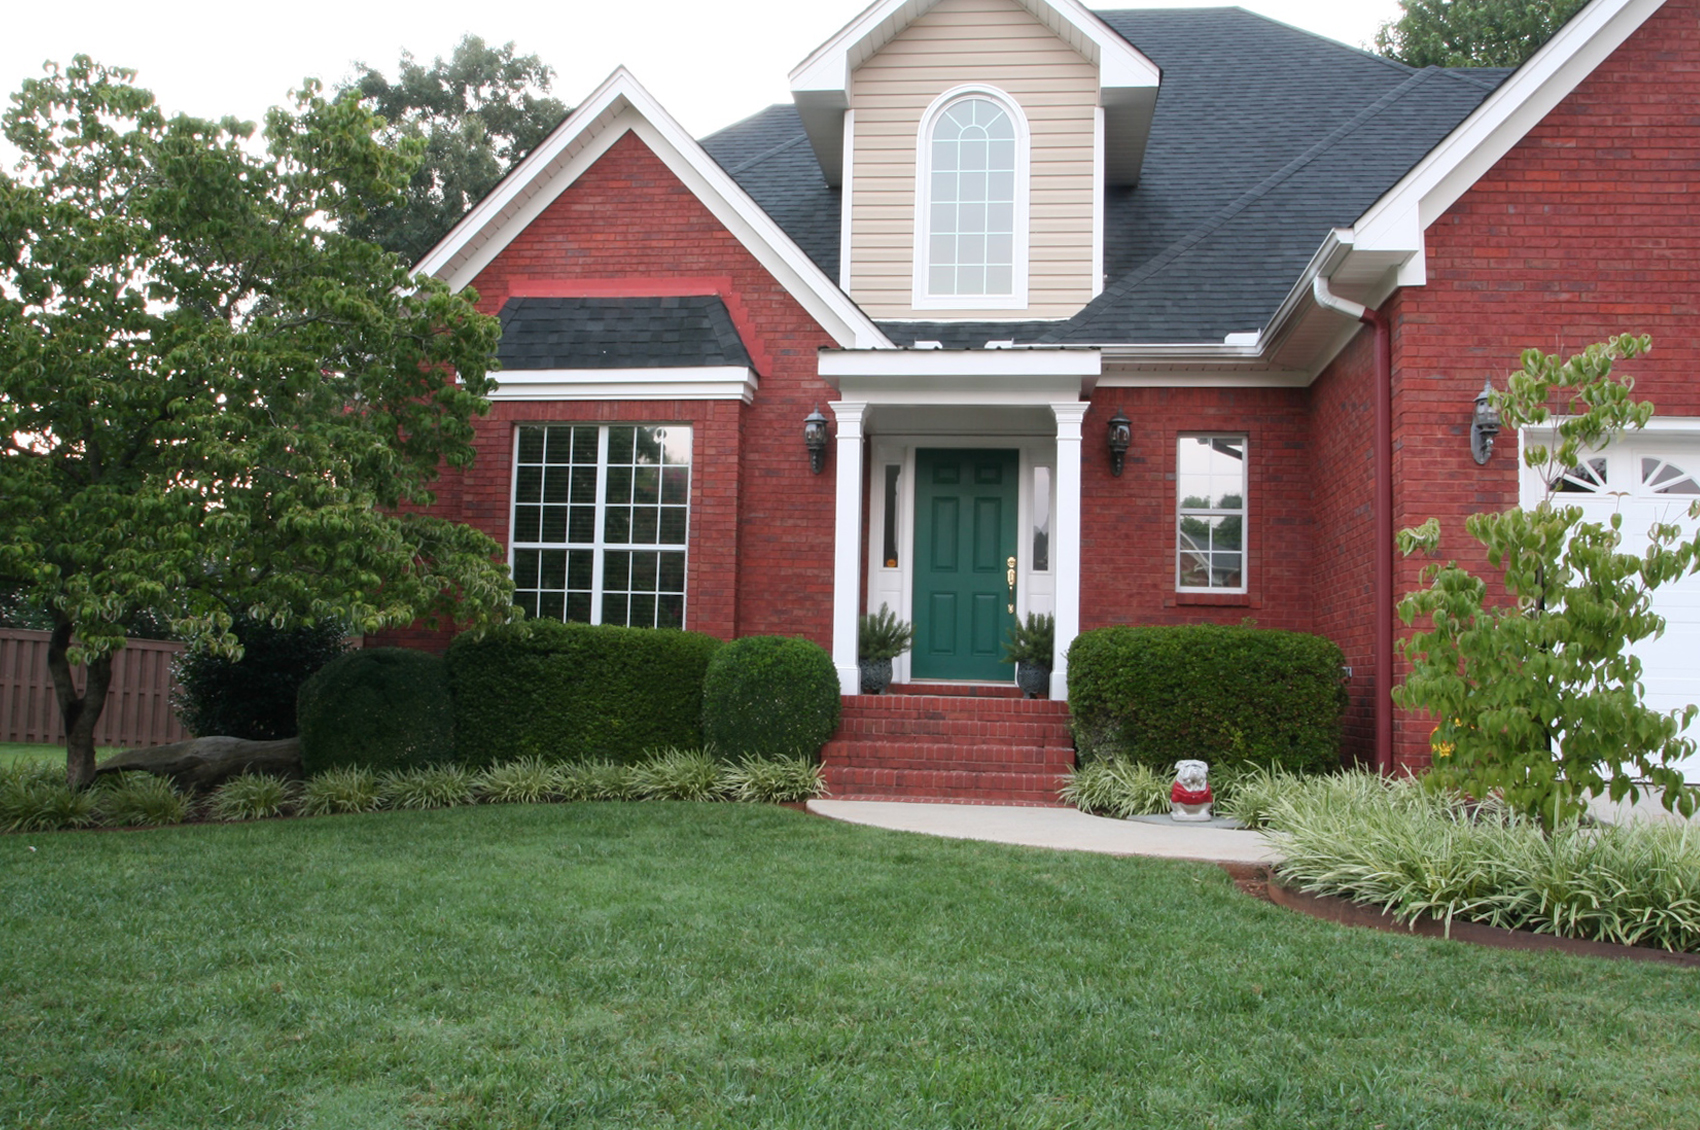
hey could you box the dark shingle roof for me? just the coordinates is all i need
[699,6,1511,347]
[497,296,752,370]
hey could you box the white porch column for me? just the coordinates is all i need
[1050,402,1087,700]
[831,401,868,695]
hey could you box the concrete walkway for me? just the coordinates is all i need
[807,799,1281,864]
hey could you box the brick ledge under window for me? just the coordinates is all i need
[1171,592,1257,608]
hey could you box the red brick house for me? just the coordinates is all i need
[390,0,1700,796]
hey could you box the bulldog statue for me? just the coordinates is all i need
[1170,759,1214,822]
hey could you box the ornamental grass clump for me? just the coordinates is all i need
[474,757,565,805]
[1267,774,1700,951]
[209,773,300,822]
[723,755,827,804]
[559,760,640,801]
[97,773,191,827]
[1215,763,1313,829]
[1059,758,1170,818]
[299,767,384,816]
[630,747,730,802]
[378,764,476,810]
[0,762,101,832]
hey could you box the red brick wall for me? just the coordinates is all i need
[373,130,842,651]
[1389,0,1700,768]
[1079,388,1313,632]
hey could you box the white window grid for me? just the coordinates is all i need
[509,423,691,629]
[1175,434,1248,594]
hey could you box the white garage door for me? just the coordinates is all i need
[1520,429,1700,783]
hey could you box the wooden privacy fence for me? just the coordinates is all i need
[0,629,188,748]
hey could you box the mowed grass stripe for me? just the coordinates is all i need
[2,803,1697,1128]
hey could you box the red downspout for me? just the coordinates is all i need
[1361,305,1395,776]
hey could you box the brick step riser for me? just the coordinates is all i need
[823,743,1075,770]
[824,768,1068,806]
[844,698,1069,717]
[833,722,1073,743]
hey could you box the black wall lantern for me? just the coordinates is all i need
[1107,408,1132,477]
[803,406,830,474]
[1470,380,1501,465]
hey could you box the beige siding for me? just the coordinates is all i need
[848,0,1098,320]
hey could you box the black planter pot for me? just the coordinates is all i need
[1015,662,1050,699]
[859,657,893,694]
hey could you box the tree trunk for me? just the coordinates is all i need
[95,736,303,791]
[45,620,114,791]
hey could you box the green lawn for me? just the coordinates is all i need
[0,743,123,769]
[3,804,1698,1129]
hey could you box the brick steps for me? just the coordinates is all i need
[822,688,1075,806]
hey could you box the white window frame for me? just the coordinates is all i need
[508,423,692,628]
[1175,433,1249,595]
[910,84,1031,311]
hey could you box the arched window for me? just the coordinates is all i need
[913,87,1029,309]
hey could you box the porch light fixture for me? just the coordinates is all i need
[1107,408,1132,477]
[1471,380,1501,466]
[803,406,830,474]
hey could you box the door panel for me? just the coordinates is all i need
[913,448,1019,681]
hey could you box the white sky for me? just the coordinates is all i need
[2,1,1402,153]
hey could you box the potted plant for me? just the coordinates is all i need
[858,604,914,694]
[1002,612,1055,698]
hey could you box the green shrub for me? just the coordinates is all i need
[1059,758,1170,818]
[174,616,348,740]
[98,773,191,827]
[474,757,564,805]
[723,755,828,804]
[447,620,722,767]
[1268,774,1700,952]
[701,636,841,760]
[299,767,383,816]
[297,648,455,774]
[378,764,475,810]
[630,747,730,802]
[0,762,100,832]
[1066,625,1345,775]
[209,773,298,821]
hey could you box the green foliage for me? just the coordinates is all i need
[722,755,828,804]
[298,766,383,816]
[556,760,640,802]
[630,747,731,802]
[1375,0,1589,68]
[0,761,101,831]
[1066,625,1346,774]
[701,636,842,761]
[1001,612,1055,668]
[1396,335,1700,828]
[297,649,455,775]
[447,620,722,767]
[474,757,564,806]
[1269,773,1700,952]
[0,58,512,786]
[208,774,298,822]
[378,764,475,810]
[340,36,569,263]
[858,604,914,661]
[1214,764,1313,830]
[173,617,348,740]
[1059,758,1171,818]
[96,773,191,827]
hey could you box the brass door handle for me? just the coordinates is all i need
[1006,555,1017,613]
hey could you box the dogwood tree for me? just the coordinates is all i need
[0,59,513,788]
[1396,335,1700,828]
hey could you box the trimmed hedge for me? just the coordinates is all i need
[1066,625,1345,774]
[297,648,455,774]
[701,635,840,760]
[446,620,722,767]
[174,617,347,740]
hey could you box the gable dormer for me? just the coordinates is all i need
[791,0,1159,322]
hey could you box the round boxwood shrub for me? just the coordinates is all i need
[701,636,841,760]
[297,648,454,774]
[174,616,347,740]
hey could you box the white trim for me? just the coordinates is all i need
[1091,105,1105,298]
[413,67,891,351]
[1050,402,1086,700]
[1174,432,1249,596]
[489,366,758,403]
[839,108,856,292]
[910,85,1032,311]
[821,348,1098,379]
[832,402,868,695]
[1097,370,1311,388]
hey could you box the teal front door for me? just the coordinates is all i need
[912,448,1019,682]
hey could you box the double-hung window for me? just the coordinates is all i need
[511,423,691,628]
[1176,435,1246,592]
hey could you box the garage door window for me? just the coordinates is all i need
[1643,458,1700,495]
